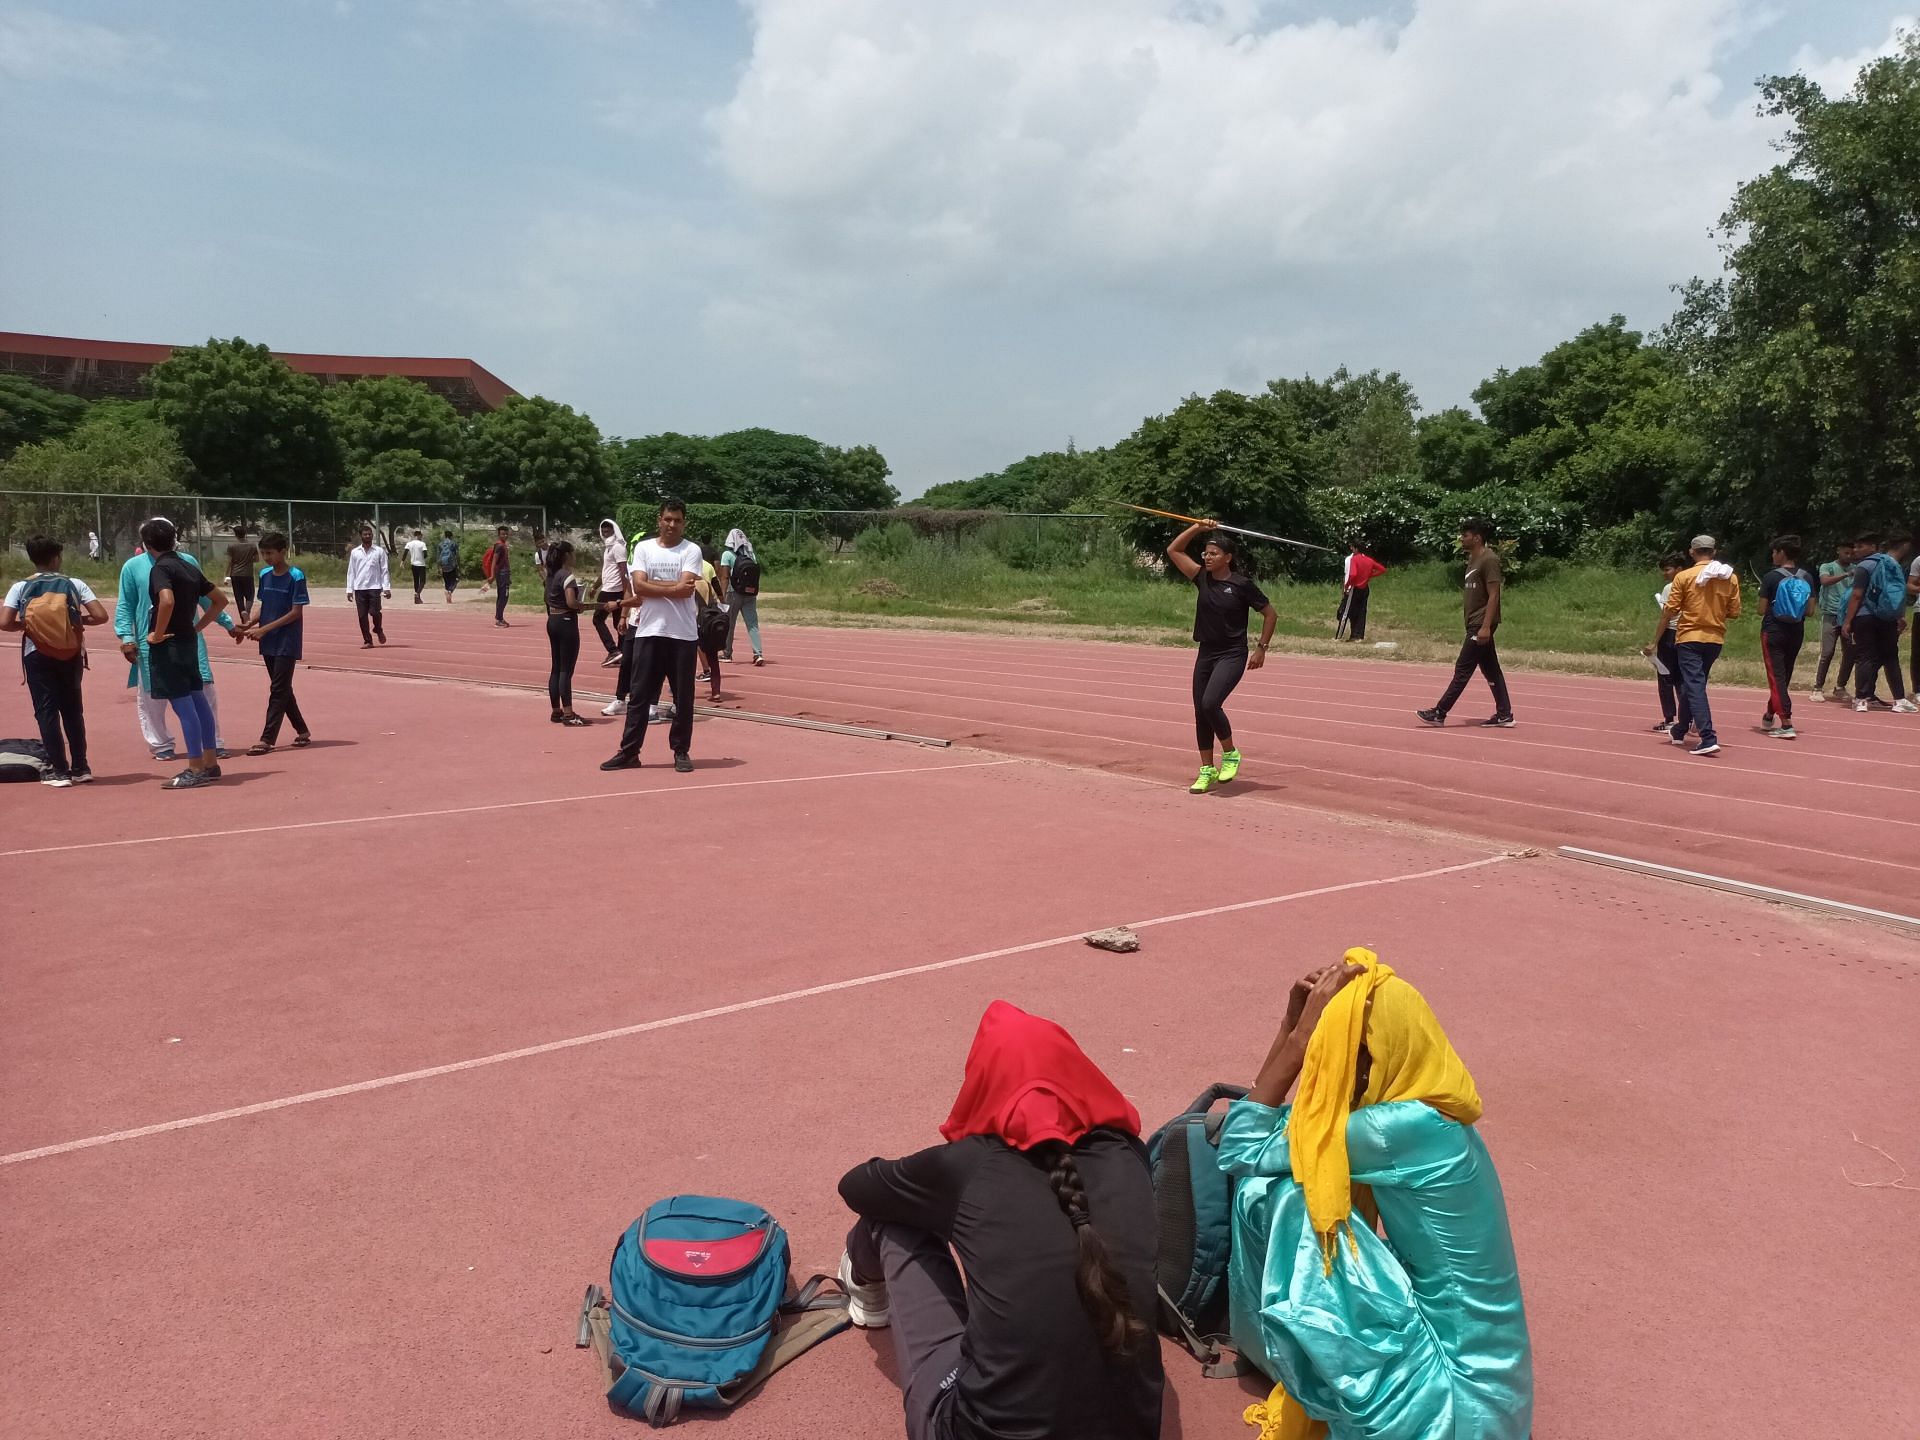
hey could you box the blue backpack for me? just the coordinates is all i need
[579,1195,848,1427]
[1862,552,1909,621]
[1769,570,1812,622]
[1147,1083,1247,1376]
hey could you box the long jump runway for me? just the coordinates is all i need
[2,604,1916,1439]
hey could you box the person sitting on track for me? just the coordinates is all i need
[1223,951,1532,1440]
[837,1000,1164,1440]
[1166,519,1278,794]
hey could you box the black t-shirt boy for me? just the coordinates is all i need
[1192,569,1270,650]
[150,552,212,640]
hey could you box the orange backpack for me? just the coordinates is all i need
[18,575,83,661]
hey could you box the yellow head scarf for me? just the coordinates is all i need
[1244,947,1483,1440]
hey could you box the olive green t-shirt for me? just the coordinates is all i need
[1463,548,1502,633]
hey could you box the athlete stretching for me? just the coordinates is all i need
[1168,520,1278,793]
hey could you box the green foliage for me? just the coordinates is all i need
[467,395,610,523]
[824,442,899,509]
[1576,513,1679,568]
[0,403,193,550]
[324,376,466,473]
[854,521,918,561]
[1420,483,1580,564]
[1308,476,1443,564]
[753,534,826,574]
[1415,407,1498,491]
[607,431,737,505]
[0,375,88,459]
[342,448,462,504]
[147,337,343,500]
[1264,367,1419,488]
[1666,36,1920,546]
[608,430,897,510]
[919,445,1110,512]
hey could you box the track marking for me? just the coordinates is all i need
[1559,848,1920,936]
[0,758,1017,858]
[0,854,1509,1166]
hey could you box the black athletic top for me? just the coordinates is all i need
[544,569,578,618]
[839,1130,1162,1440]
[1192,569,1270,649]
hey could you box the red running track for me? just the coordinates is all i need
[2,607,1917,1440]
[288,603,1920,917]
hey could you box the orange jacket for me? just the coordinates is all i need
[1663,559,1742,644]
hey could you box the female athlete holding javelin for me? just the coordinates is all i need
[1168,519,1277,793]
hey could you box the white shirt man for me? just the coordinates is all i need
[345,534,391,646]
[602,509,703,773]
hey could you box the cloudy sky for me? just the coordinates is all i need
[1,1,1910,496]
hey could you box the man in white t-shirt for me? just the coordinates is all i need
[601,499,704,773]
[594,517,629,664]
[403,529,429,604]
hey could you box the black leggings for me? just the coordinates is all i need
[546,614,579,710]
[229,572,255,615]
[1193,646,1247,752]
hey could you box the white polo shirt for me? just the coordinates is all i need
[630,538,703,642]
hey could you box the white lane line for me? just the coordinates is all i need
[0,758,1018,858]
[0,854,1509,1166]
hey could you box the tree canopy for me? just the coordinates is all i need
[466,395,612,519]
[147,338,343,500]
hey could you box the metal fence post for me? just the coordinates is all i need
[286,501,294,555]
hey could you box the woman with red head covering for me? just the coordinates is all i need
[837,1000,1164,1440]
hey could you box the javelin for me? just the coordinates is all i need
[1100,500,1333,553]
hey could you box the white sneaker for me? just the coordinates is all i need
[1807,690,1826,703]
[601,698,627,717]
[1855,700,1871,713]
[1895,698,1919,714]
[837,1252,891,1329]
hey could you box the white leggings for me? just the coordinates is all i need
[138,683,224,755]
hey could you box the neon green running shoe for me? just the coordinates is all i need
[1218,749,1242,783]
[1189,765,1219,794]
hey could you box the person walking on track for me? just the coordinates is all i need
[1166,519,1277,794]
[1810,538,1858,702]
[403,529,429,604]
[226,526,259,627]
[487,526,513,628]
[543,540,591,726]
[437,528,460,602]
[1337,538,1386,642]
[594,518,629,665]
[1645,534,1742,756]
[1758,535,1816,740]
[601,498,704,774]
[238,531,312,754]
[1418,518,1514,730]
[346,524,390,648]
[836,1000,1164,1440]
[720,526,764,664]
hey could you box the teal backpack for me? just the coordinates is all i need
[579,1195,848,1427]
[1862,552,1909,620]
[1148,1084,1247,1376]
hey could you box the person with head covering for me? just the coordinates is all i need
[720,527,764,665]
[593,518,630,663]
[837,1000,1164,1440]
[112,516,232,762]
[1222,951,1532,1440]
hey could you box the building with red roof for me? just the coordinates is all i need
[0,331,517,414]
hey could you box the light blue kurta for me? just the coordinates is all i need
[1219,1099,1532,1440]
[112,551,232,692]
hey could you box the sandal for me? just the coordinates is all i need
[247,742,273,757]
[561,714,590,727]
[291,734,312,748]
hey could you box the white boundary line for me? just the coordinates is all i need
[0,854,1509,1166]
[1558,847,1920,935]
[0,758,1018,858]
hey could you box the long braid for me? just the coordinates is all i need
[1034,1141,1148,1358]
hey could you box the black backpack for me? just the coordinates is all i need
[731,551,761,597]
[1147,1083,1248,1376]
[698,592,730,653]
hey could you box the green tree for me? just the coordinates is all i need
[1112,390,1318,571]
[708,428,838,509]
[607,432,737,504]
[1415,407,1499,491]
[341,448,463,504]
[466,395,611,522]
[823,442,899,509]
[146,337,343,499]
[1262,367,1419,489]
[1668,34,1920,542]
[0,403,193,547]
[324,376,466,473]
[0,375,88,460]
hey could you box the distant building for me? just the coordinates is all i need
[0,331,518,415]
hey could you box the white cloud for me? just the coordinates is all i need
[1792,16,1913,96]
[0,7,136,81]
[709,0,1789,300]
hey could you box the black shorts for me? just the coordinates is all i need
[229,572,255,609]
[147,637,204,701]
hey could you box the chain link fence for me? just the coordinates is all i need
[0,490,548,562]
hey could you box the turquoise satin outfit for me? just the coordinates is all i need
[1219,1098,1533,1440]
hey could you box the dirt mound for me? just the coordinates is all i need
[855,578,906,599]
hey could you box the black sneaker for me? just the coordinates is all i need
[599,754,640,771]
[1416,708,1445,726]
[164,769,209,789]
[1480,715,1516,728]
[70,768,94,784]
[202,763,222,780]
[673,752,694,773]
[1689,740,1721,757]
